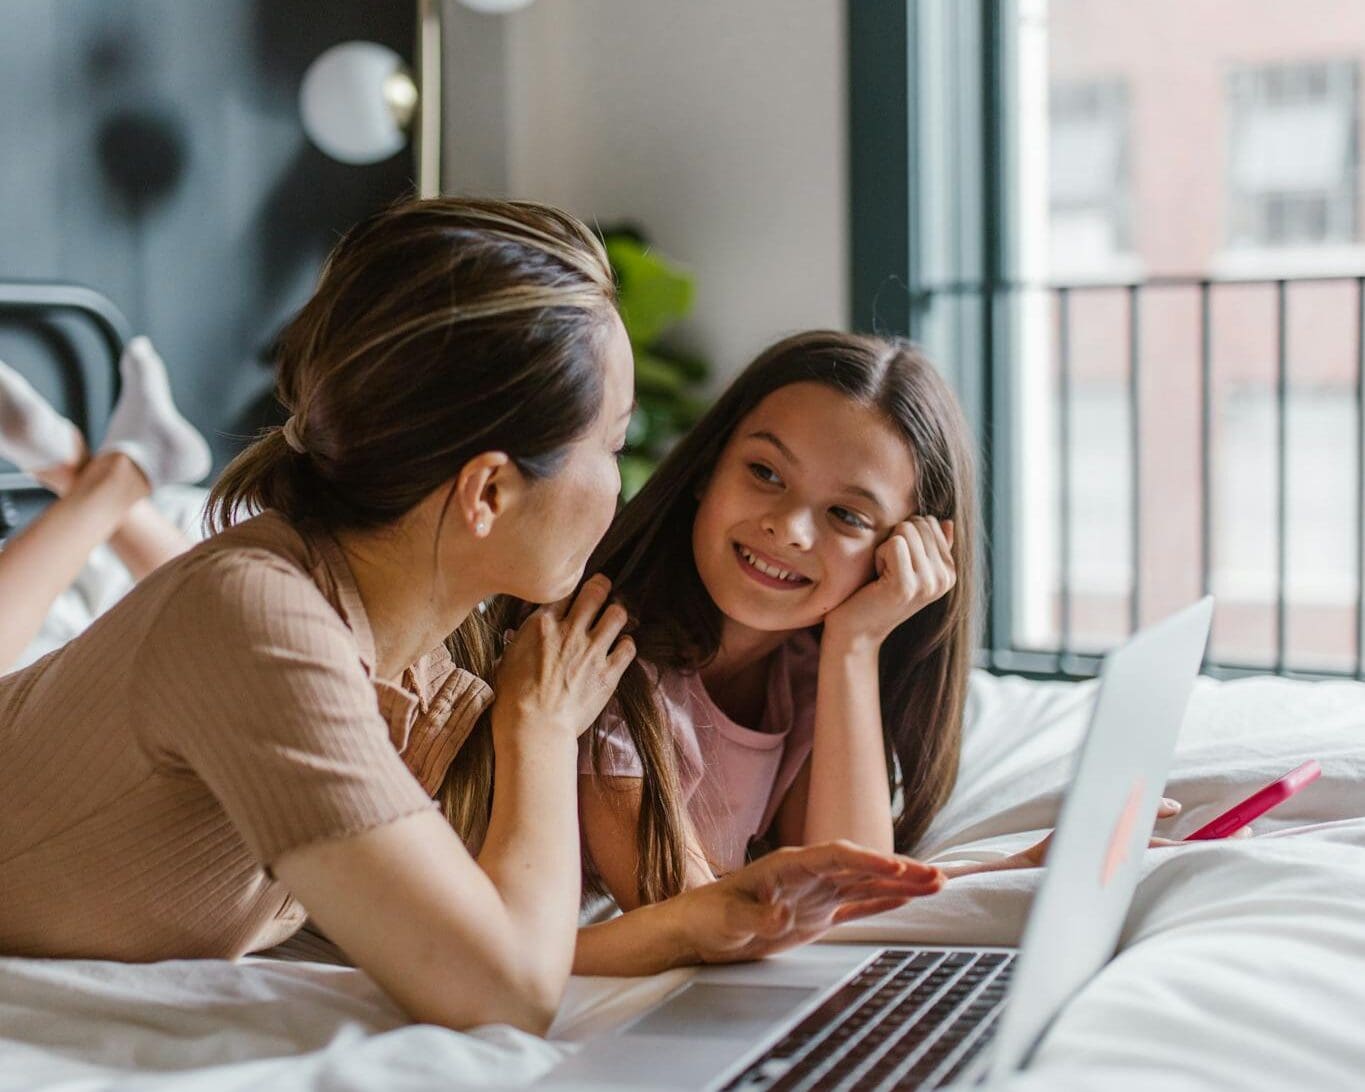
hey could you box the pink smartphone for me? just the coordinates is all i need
[1183,760,1322,841]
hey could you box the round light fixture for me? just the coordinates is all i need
[298,41,416,165]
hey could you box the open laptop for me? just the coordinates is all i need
[544,597,1213,1091]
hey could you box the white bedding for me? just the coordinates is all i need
[6,508,1364,1089]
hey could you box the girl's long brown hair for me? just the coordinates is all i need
[587,331,979,903]
[205,195,622,851]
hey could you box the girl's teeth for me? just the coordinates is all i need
[741,547,800,583]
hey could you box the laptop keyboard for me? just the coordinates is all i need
[720,948,1015,1092]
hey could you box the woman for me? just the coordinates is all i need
[0,197,942,1035]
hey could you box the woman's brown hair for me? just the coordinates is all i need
[588,331,979,903]
[206,195,625,851]
[209,196,618,533]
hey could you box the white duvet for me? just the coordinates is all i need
[5,501,1364,1090]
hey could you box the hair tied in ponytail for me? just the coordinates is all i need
[280,416,307,455]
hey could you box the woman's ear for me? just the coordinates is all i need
[454,452,518,538]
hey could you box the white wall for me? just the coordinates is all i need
[445,0,849,389]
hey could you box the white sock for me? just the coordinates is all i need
[0,359,82,472]
[99,337,211,489]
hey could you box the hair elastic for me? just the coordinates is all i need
[281,416,307,454]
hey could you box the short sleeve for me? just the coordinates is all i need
[133,551,435,867]
[578,705,645,778]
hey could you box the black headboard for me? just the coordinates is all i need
[0,280,129,496]
[0,1,417,472]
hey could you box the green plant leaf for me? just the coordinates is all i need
[619,453,656,500]
[634,350,687,396]
[607,235,695,347]
[601,230,713,484]
[662,348,710,384]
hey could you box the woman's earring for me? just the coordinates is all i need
[475,520,487,535]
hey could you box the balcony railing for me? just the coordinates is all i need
[912,273,1365,681]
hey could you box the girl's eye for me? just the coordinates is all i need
[748,462,781,485]
[830,506,872,530]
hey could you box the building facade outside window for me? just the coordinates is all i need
[1227,59,1359,250]
[1049,79,1134,277]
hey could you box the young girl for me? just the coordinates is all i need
[556,331,968,908]
[570,330,1182,910]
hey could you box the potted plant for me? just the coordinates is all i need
[603,227,711,498]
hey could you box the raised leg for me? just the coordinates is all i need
[0,453,150,673]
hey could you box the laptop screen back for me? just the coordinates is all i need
[987,597,1213,1077]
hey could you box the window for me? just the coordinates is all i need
[1227,60,1359,249]
[1217,386,1357,605]
[850,1,1365,676]
[1049,80,1132,274]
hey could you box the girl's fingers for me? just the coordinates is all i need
[1157,797,1182,819]
[1020,833,1054,865]
[874,531,908,581]
[906,519,954,601]
[941,518,955,551]
[922,516,955,570]
[913,517,955,596]
[899,521,934,580]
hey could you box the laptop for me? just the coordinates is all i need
[544,596,1214,1091]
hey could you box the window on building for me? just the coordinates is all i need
[1227,60,1359,249]
[1048,80,1132,274]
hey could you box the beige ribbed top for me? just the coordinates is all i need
[0,511,492,961]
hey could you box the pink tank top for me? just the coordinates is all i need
[579,632,820,872]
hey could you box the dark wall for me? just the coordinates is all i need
[0,0,417,469]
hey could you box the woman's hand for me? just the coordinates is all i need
[663,842,945,966]
[942,797,1252,878]
[491,573,635,741]
[823,517,955,651]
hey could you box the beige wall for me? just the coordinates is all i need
[444,0,848,389]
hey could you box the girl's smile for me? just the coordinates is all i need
[732,541,813,587]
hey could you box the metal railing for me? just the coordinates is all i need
[912,273,1365,682]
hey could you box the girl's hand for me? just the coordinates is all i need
[491,574,635,742]
[944,797,1252,878]
[823,517,956,651]
[663,842,945,965]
